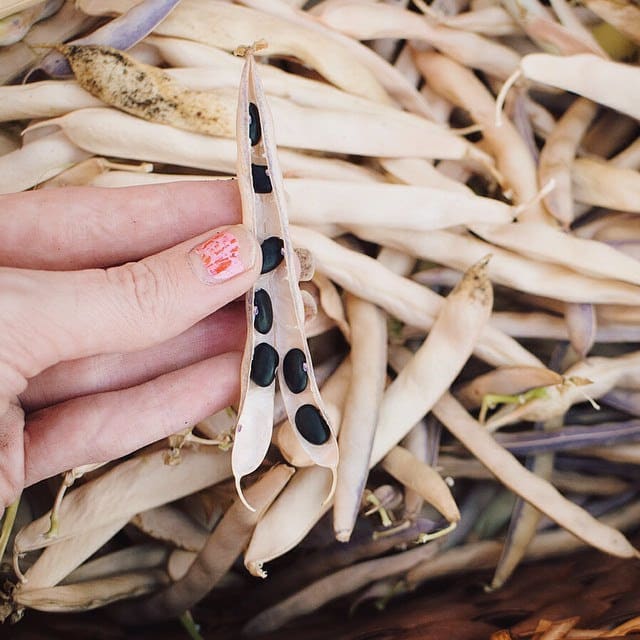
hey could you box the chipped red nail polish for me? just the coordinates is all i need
[190,229,245,283]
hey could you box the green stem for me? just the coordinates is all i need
[179,610,205,640]
[480,387,550,424]
[0,496,20,564]
[416,520,457,544]
[363,492,393,528]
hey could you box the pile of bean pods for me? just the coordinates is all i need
[1,1,640,637]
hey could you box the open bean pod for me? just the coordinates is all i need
[232,46,338,510]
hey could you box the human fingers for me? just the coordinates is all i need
[0,180,241,269]
[0,224,259,403]
[20,301,245,412]
[23,352,241,489]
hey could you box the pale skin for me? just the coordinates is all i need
[0,179,261,515]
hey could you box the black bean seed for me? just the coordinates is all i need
[260,236,284,274]
[254,289,273,334]
[251,163,272,194]
[248,102,261,146]
[295,404,330,445]
[283,348,308,393]
[250,343,279,387]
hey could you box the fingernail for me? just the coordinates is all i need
[189,226,256,284]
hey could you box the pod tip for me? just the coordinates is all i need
[322,466,338,508]
[235,476,257,512]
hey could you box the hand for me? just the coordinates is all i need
[0,180,260,511]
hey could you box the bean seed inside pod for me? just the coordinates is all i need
[283,348,308,393]
[251,163,272,194]
[254,289,273,334]
[295,404,330,445]
[260,236,284,274]
[250,343,279,387]
[249,102,261,146]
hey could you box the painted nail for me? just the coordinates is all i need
[189,226,255,284]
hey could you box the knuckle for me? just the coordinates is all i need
[107,261,173,334]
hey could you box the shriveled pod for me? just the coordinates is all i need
[233,43,338,510]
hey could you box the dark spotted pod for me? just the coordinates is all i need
[254,289,273,334]
[251,163,272,194]
[283,348,308,393]
[295,404,330,445]
[260,236,284,274]
[250,342,279,387]
[248,102,261,146]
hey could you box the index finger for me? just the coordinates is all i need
[0,180,241,269]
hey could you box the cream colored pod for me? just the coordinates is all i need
[232,44,339,510]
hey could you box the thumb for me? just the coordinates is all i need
[0,224,260,392]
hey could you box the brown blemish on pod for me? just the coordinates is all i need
[57,44,233,137]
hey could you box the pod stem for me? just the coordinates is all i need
[179,610,205,640]
[0,496,20,565]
